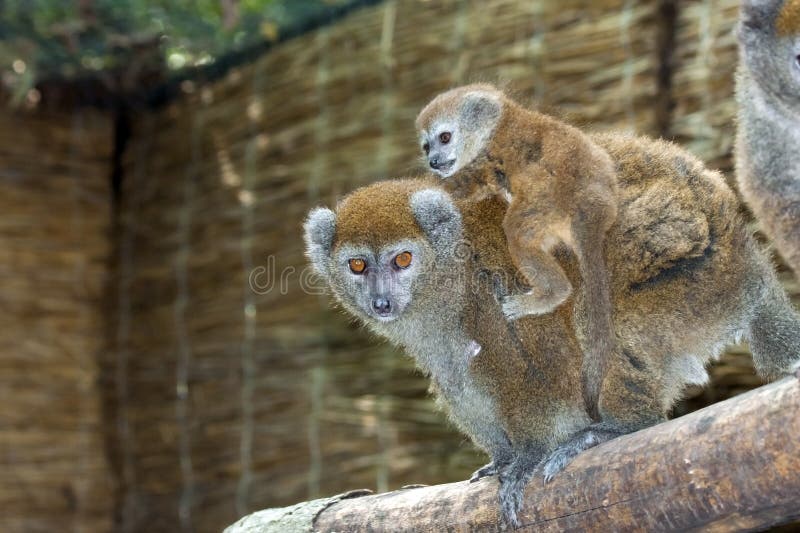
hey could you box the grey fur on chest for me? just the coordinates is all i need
[382,317,507,454]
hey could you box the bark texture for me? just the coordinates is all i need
[229,379,800,532]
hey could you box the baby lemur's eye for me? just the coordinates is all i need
[439,132,451,144]
[393,251,413,269]
[422,142,430,154]
[348,258,367,274]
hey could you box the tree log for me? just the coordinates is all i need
[226,378,800,532]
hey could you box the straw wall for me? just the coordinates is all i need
[671,0,740,172]
[0,108,114,532]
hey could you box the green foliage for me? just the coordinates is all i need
[0,0,357,96]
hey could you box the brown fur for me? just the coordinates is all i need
[416,84,619,421]
[334,179,433,250]
[776,0,800,36]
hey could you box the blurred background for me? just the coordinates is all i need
[1,0,798,532]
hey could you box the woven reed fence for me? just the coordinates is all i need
[2,1,799,532]
[0,106,114,532]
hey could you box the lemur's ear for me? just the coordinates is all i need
[410,189,462,253]
[739,0,783,31]
[304,207,337,277]
[461,91,502,125]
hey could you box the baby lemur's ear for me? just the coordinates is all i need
[410,189,462,253]
[461,91,502,125]
[304,207,337,277]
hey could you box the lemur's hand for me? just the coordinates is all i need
[469,461,501,483]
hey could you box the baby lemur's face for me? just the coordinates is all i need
[304,182,464,329]
[418,120,462,178]
[416,86,503,179]
[739,0,800,105]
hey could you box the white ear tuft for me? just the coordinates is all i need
[303,207,336,277]
[410,189,462,253]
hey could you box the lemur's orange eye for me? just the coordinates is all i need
[439,131,451,144]
[348,258,366,274]
[422,142,430,154]
[393,251,413,269]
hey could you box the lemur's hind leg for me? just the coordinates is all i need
[470,458,509,483]
[541,346,665,481]
[500,217,573,321]
[470,445,514,483]
[539,422,627,482]
[498,444,547,528]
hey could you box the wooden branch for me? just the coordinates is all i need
[226,379,800,532]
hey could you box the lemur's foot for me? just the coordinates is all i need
[471,451,513,482]
[501,294,530,321]
[540,443,584,483]
[470,461,500,483]
[498,456,540,528]
[501,292,564,321]
[540,423,623,482]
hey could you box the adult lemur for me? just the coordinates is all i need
[416,84,618,422]
[304,134,800,527]
[736,0,800,275]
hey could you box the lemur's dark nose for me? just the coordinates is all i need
[429,156,441,170]
[372,298,392,315]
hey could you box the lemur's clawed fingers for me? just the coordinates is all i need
[497,457,542,529]
[541,445,578,483]
[541,424,623,482]
[470,461,499,483]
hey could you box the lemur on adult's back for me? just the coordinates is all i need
[415,84,618,421]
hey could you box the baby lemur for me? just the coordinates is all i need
[736,0,800,275]
[305,134,800,527]
[416,84,618,421]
